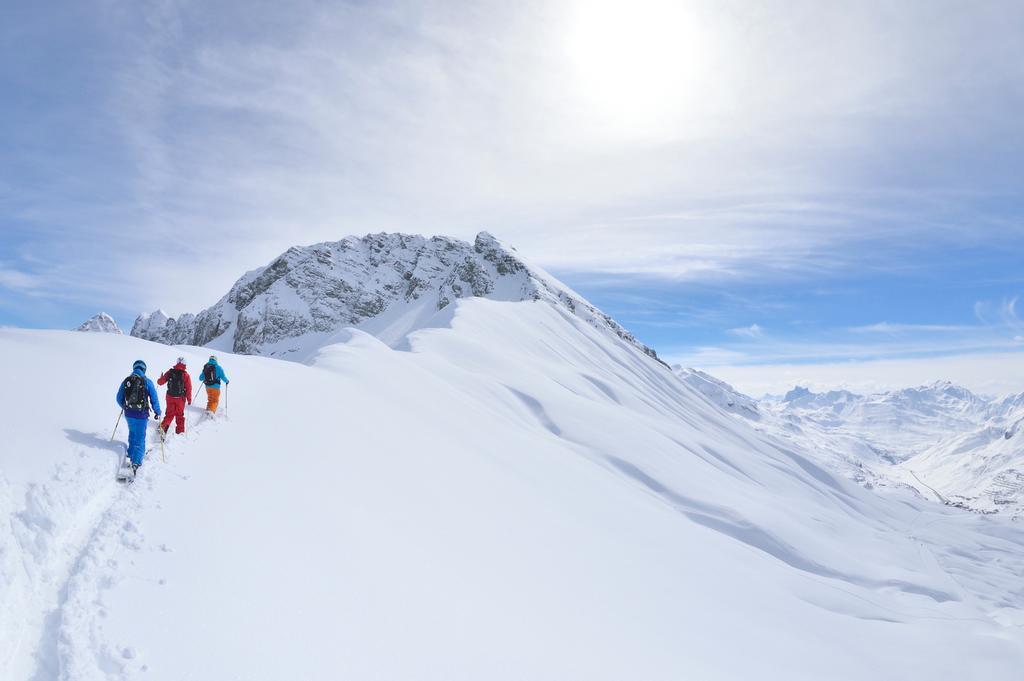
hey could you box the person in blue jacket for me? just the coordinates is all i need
[116,359,162,471]
[199,355,230,413]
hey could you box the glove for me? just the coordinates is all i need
[153,413,161,421]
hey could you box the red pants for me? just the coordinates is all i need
[161,395,188,434]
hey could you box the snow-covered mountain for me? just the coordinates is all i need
[75,312,122,334]
[131,232,659,362]
[8,233,1024,677]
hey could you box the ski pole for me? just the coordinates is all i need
[224,383,228,413]
[153,419,167,463]
[110,410,123,442]
[193,384,203,402]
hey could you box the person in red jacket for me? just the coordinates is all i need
[157,356,193,435]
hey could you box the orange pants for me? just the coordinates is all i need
[205,386,221,413]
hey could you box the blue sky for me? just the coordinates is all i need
[2,0,1023,392]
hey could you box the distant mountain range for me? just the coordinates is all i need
[700,378,1024,517]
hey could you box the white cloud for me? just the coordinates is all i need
[972,298,1024,350]
[0,266,40,292]
[974,297,1022,325]
[728,324,764,338]
[1007,298,1021,329]
[687,310,1024,370]
[664,331,1024,373]
[669,346,752,367]
[848,322,970,334]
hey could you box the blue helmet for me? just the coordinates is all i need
[133,359,147,373]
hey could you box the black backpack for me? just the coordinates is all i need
[166,368,185,397]
[203,363,217,384]
[123,374,149,412]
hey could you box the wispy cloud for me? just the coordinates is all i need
[974,297,1021,326]
[669,338,1022,369]
[0,265,40,292]
[848,322,972,334]
[728,323,764,338]
[972,297,1024,346]
[677,301,1024,371]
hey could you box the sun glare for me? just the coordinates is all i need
[563,0,713,139]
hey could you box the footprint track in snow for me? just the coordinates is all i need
[10,417,219,680]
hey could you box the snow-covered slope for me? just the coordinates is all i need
[4,300,1024,679]
[130,232,658,362]
[673,366,760,420]
[75,312,122,334]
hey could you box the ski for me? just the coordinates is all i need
[158,424,167,462]
[116,455,136,483]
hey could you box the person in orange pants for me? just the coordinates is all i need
[157,356,193,433]
[206,386,221,413]
[199,355,230,413]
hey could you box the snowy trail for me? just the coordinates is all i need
[39,411,227,680]
[909,469,949,503]
[0,329,223,680]
[5,471,122,679]
[29,483,137,680]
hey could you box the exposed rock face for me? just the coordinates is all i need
[131,231,660,362]
[75,313,123,334]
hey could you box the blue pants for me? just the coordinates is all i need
[126,415,149,465]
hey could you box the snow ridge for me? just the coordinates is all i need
[673,366,760,420]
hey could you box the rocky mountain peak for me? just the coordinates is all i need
[130,231,660,363]
[75,312,123,334]
[782,386,812,403]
